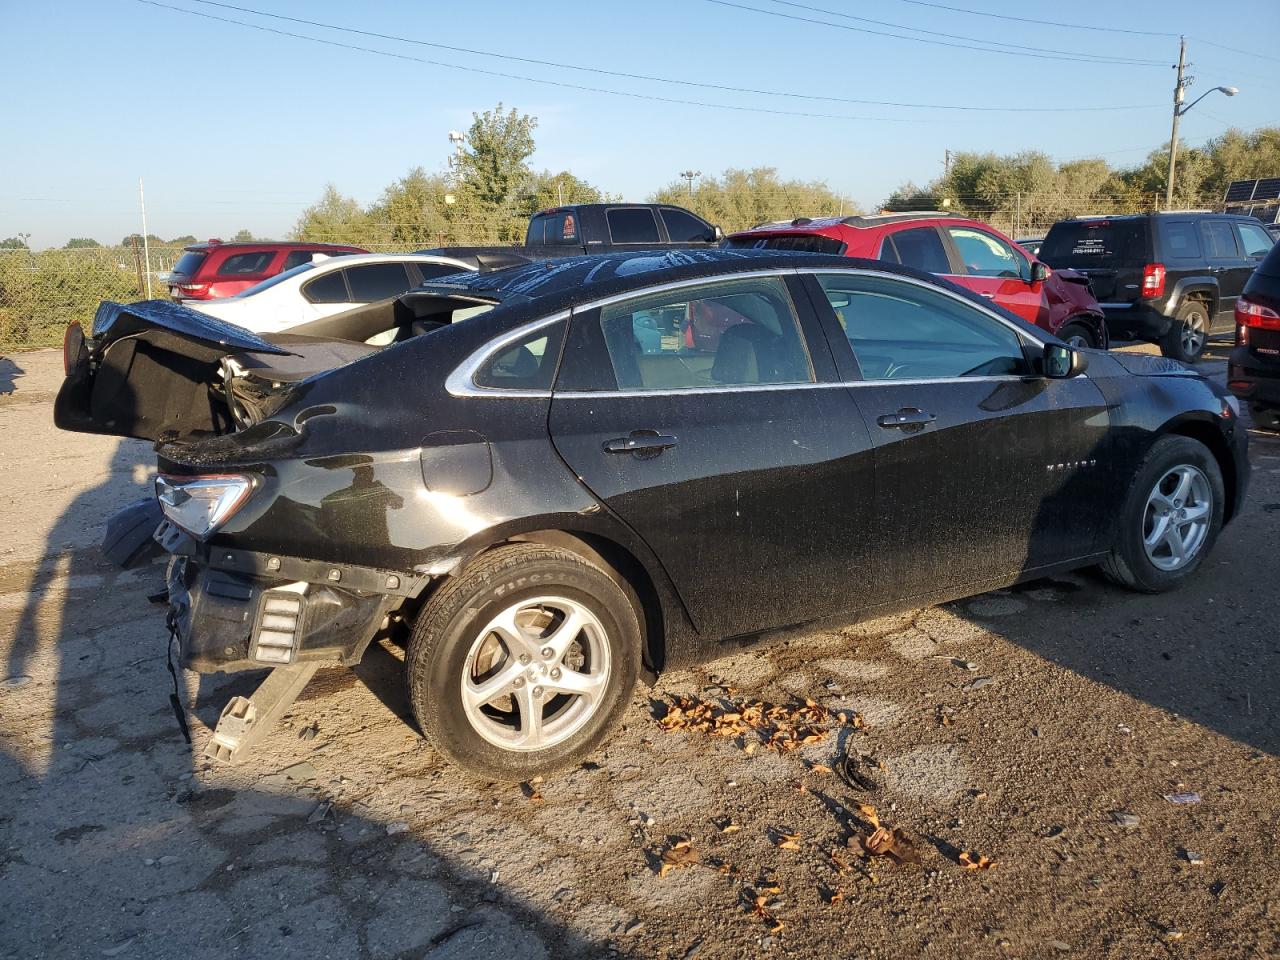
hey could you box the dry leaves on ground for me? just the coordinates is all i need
[656,694,863,755]
[956,850,996,871]
[657,839,699,878]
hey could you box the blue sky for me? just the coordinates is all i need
[2,0,1277,248]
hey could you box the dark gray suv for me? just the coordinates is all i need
[1039,212,1275,362]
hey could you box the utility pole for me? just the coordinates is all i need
[138,178,152,299]
[944,149,952,177]
[679,169,701,197]
[1165,37,1188,210]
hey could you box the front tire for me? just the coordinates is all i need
[1249,403,1280,433]
[406,543,640,781]
[1159,300,1209,363]
[1056,322,1097,350]
[1101,435,1224,593]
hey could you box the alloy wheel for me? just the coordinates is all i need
[460,596,611,752]
[1180,309,1206,357]
[1142,464,1211,571]
[1064,332,1091,349]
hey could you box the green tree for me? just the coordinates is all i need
[651,167,857,233]
[168,235,198,245]
[454,104,539,242]
[291,184,388,246]
[1,237,29,250]
[119,233,164,248]
[369,167,454,248]
[63,237,101,249]
[232,228,255,242]
[522,170,610,216]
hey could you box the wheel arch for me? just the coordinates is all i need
[1167,278,1218,316]
[1159,414,1240,522]
[1059,311,1108,348]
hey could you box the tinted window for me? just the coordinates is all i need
[233,263,315,298]
[817,273,1029,381]
[171,251,208,278]
[727,234,846,255]
[217,252,275,276]
[283,250,324,270]
[533,212,579,245]
[883,227,950,274]
[660,207,712,242]
[415,263,466,283]
[1161,220,1202,259]
[1201,220,1239,259]
[595,276,813,391]
[474,322,566,391]
[1039,219,1147,266]
[346,263,413,301]
[606,208,661,244]
[1237,222,1274,259]
[946,226,1027,279]
[302,270,349,304]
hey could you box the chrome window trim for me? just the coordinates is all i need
[445,310,569,399]
[447,265,1058,399]
[555,374,1038,400]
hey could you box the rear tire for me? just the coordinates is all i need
[405,543,640,781]
[1101,435,1224,593]
[1056,322,1096,350]
[1159,300,1209,363]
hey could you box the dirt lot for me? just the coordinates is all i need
[2,346,1278,960]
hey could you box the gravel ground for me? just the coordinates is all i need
[1,346,1278,960]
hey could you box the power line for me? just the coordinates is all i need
[135,0,922,123]
[1192,37,1280,65]
[875,0,1176,38]
[701,0,1169,66]
[172,0,1161,114]
[756,0,1167,62]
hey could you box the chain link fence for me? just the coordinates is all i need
[0,192,1225,352]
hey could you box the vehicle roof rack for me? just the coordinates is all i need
[840,211,954,227]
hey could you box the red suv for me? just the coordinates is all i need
[167,240,367,301]
[727,213,1107,347]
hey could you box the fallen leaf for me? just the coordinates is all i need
[809,763,833,775]
[957,850,996,871]
[857,804,881,827]
[658,839,698,877]
[822,886,845,906]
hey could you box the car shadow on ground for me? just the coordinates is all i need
[0,356,23,394]
[0,437,634,959]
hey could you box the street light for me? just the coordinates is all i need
[1165,37,1238,208]
[679,169,701,197]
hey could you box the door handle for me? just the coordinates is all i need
[980,292,997,299]
[603,431,679,454]
[877,408,937,430]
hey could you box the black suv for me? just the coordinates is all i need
[1039,212,1275,362]
[1229,239,1280,430]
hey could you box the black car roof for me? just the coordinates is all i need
[418,248,852,309]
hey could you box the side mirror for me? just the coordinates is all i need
[712,225,724,242]
[1043,342,1088,379]
[1030,261,1050,283]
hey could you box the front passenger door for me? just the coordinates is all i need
[808,272,1112,605]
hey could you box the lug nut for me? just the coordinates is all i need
[540,647,554,659]
[519,654,531,665]
[550,667,561,680]
[513,677,525,688]
[532,686,544,700]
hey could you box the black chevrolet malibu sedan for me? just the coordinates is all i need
[56,250,1249,779]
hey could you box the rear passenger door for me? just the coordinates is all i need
[548,273,879,640]
[939,225,1044,326]
[1201,218,1246,328]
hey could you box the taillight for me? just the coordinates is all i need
[62,321,84,376]
[1140,263,1166,298]
[155,474,255,539]
[177,283,209,296]
[1236,296,1280,347]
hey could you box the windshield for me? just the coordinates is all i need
[231,262,316,298]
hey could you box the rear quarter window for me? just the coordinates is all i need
[474,322,567,391]
[1160,221,1202,259]
[171,251,208,277]
[217,251,276,276]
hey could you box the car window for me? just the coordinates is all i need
[346,263,413,302]
[816,273,1030,381]
[283,250,323,270]
[1237,222,1274,259]
[217,252,275,276]
[1161,220,1202,259]
[727,234,847,254]
[302,270,349,304]
[415,262,466,283]
[606,208,661,244]
[474,321,566,391]
[661,208,712,242]
[594,276,813,391]
[1201,220,1240,259]
[1039,219,1148,266]
[882,227,950,274]
[946,227,1027,279]
[232,262,316,298]
[171,251,208,277]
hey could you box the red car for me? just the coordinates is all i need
[726,213,1107,348]
[167,240,367,301]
